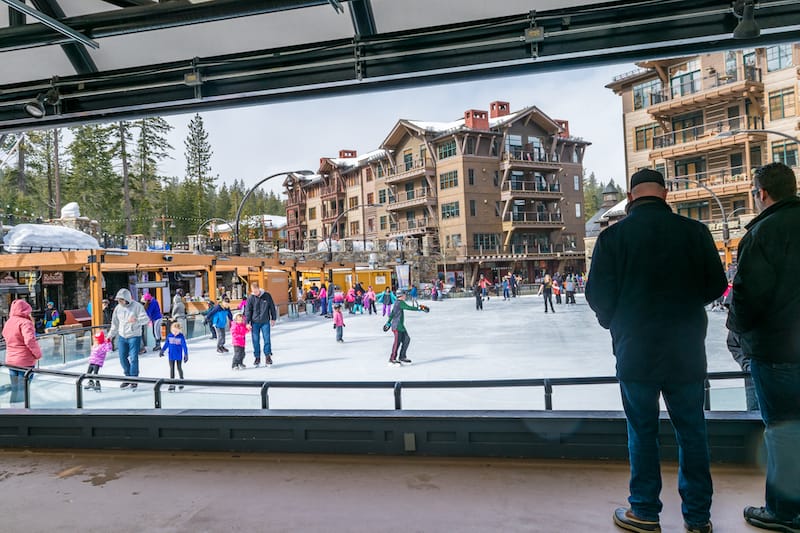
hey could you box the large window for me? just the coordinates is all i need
[348,197,358,209]
[441,202,460,220]
[308,207,316,220]
[769,88,796,120]
[439,170,459,189]
[772,141,798,167]
[465,137,476,155]
[468,168,475,185]
[437,139,457,160]
[504,134,523,155]
[767,44,793,72]
[379,216,387,230]
[573,175,580,191]
[366,192,374,204]
[473,233,499,250]
[349,221,360,235]
[725,51,737,79]
[575,203,581,219]
[378,189,387,204]
[634,123,663,151]
[403,150,413,171]
[633,78,662,109]
[469,199,476,216]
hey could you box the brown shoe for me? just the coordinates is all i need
[613,507,661,532]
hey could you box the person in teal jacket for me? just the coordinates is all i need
[384,290,428,365]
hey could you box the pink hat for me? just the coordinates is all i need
[94,331,105,344]
[143,293,152,301]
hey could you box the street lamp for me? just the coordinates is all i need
[668,177,731,265]
[326,203,379,262]
[153,214,176,249]
[233,170,314,256]
[195,217,231,253]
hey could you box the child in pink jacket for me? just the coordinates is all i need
[333,304,345,343]
[84,330,112,392]
[2,299,42,404]
[230,312,248,370]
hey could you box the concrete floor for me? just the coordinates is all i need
[0,449,767,533]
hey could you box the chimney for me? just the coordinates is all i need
[489,101,510,118]
[464,109,489,130]
[339,149,357,158]
[555,119,570,138]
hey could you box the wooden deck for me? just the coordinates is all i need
[0,449,766,532]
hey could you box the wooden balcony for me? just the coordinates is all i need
[384,158,435,185]
[500,182,562,202]
[387,217,436,237]
[500,150,562,172]
[502,212,564,231]
[667,169,752,202]
[386,188,437,211]
[649,116,766,160]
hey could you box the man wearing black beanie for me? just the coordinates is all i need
[586,168,727,533]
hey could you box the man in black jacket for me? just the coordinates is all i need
[586,168,726,533]
[727,162,800,533]
[244,281,278,366]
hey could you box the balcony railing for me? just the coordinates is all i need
[388,217,434,233]
[652,116,764,149]
[384,158,434,183]
[320,185,344,197]
[667,167,751,191]
[650,66,762,105]
[502,150,560,164]
[502,181,561,193]
[503,212,564,224]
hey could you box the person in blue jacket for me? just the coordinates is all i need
[210,297,233,353]
[160,321,188,392]
[143,293,163,352]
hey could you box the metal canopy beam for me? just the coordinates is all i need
[30,0,98,75]
[0,0,99,49]
[99,0,156,7]
[348,0,375,38]
[0,0,350,50]
[0,0,799,132]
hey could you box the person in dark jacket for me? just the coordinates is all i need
[585,168,726,533]
[726,162,800,532]
[244,281,278,366]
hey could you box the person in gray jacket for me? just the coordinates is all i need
[172,289,187,334]
[108,288,150,390]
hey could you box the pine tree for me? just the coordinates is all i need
[583,171,601,221]
[184,113,215,218]
[131,117,174,235]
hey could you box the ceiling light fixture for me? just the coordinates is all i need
[733,0,760,39]
[23,88,59,119]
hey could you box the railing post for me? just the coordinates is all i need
[544,378,553,410]
[394,382,402,410]
[703,378,711,411]
[154,379,165,409]
[76,374,88,409]
[261,382,270,409]
[23,369,33,408]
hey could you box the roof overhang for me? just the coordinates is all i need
[1,1,799,133]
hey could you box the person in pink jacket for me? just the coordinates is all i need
[332,304,345,342]
[2,299,42,404]
[84,330,112,392]
[230,312,248,370]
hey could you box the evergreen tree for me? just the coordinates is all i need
[184,113,215,219]
[583,171,601,221]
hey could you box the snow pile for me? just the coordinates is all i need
[60,202,81,218]
[3,223,100,253]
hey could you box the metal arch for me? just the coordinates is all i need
[348,0,376,38]
[30,0,98,75]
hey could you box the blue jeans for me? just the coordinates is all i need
[750,359,800,520]
[118,336,141,377]
[8,368,30,404]
[619,380,712,527]
[251,322,272,359]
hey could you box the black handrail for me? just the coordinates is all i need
[0,363,752,411]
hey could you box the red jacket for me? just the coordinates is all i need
[2,299,42,368]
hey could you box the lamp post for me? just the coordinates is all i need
[233,170,314,256]
[152,214,175,249]
[195,217,230,252]
[669,177,733,266]
[326,203,379,262]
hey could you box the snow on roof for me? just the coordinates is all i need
[599,198,628,221]
[406,107,540,136]
[327,149,389,170]
[3,223,99,253]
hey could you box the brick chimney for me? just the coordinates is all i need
[489,101,510,118]
[339,149,357,158]
[464,109,489,130]
[554,119,570,138]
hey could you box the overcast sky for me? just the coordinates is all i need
[159,61,633,197]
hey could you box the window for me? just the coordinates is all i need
[504,134,523,155]
[575,203,581,219]
[772,140,798,167]
[767,44,793,72]
[473,233,499,250]
[528,137,544,159]
[439,170,458,189]
[495,201,501,217]
[468,168,475,185]
[349,221,360,235]
[670,60,701,97]
[441,202,460,220]
[376,165,384,178]
[309,229,317,239]
[725,51,737,79]
[572,149,580,163]
[378,189,387,204]
[379,216,387,230]
[573,175,580,191]
[366,192,374,204]
[493,171,499,187]
[633,78,662,109]
[672,112,703,143]
[469,199,476,216]
[365,167,373,181]
[635,123,663,151]
[403,150,413,171]
[465,137,476,155]
[437,139,457,160]
[348,197,358,209]
[677,201,709,222]
[308,207,316,220]
[419,146,427,163]
[769,88,796,120]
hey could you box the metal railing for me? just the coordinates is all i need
[650,66,761,105]
[653,116,764,149]
[667,167,750,190]
[503,181,561,193]
[504,212,564,224]
[0,364,752,412]
[502,150,559,163]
